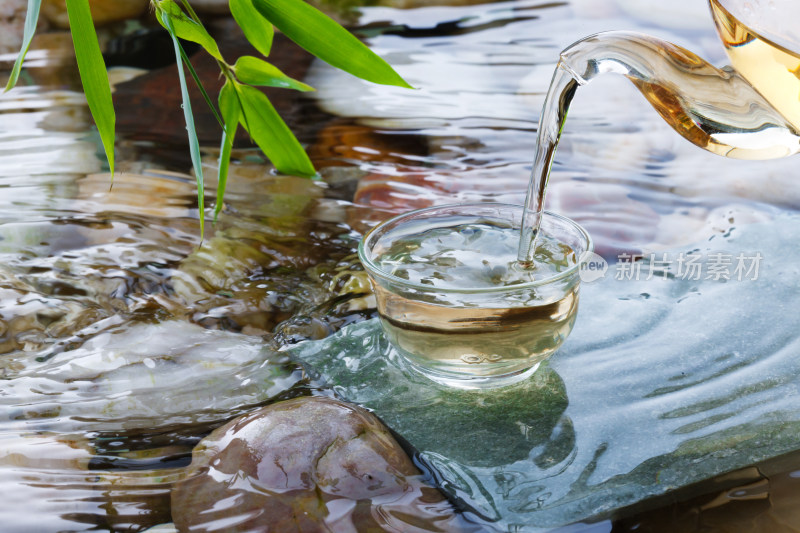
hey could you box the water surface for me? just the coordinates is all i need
[1,1,800,531]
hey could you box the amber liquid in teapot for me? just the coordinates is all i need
[710,0,800,131]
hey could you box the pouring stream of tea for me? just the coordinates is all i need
[516,63,578,266]
[517,20,800,264]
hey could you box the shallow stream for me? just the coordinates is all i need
[1,0,799,531]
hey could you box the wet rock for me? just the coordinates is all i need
[2,320,302,434]
[612,454,800,532]
[0,276,104,363]
[200,161,324,219]
[41,0,148,28]
[354,171,439,211]
[170,184,330,333]
[308,122,430,168]
[274,253,377,344]
[0,91,99,174]
[0,433,92,470]
[0,431,180,532]
[92,468,182,532]
[172,396,476,532]
[0,0,34,54]
[112,34,321,150]
[0,433,96,532]
[172,163,375,335]
[1,33,82,89]
[77,171,197,219]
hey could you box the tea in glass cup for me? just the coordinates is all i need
[358,203,592,389]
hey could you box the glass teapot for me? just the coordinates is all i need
[557,0,800,160]
[516,0,799,262]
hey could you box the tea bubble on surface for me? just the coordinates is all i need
[376,220,576,290]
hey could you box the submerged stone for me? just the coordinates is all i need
[1,320,302,434]
[612,452,800,533]
[0,432,181,533]
[172,396,479,532]
[0,0,28,53]
[41,0,148,28]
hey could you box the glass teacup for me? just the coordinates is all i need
[358,203,592,389]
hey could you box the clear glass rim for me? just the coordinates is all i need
[712,0,800,54]
[357,203,593,294]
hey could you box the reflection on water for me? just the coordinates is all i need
[1,0,800,531]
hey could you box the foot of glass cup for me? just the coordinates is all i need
[400,355,542,390]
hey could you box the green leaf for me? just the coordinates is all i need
[178,41,225,129]
[155,0,223,62]
[215,80,241,222]
[250,0,412,89]
[230,0,273,57]
[5,0,42,92]
[161,9,206,238]
[66,0,115,175]
[237,84,315,177]
[233,56,314,92]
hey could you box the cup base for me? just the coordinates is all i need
[401,356,542,390]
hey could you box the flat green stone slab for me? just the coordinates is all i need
[289,216,800,531]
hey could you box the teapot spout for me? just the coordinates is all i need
[558,31,800,159]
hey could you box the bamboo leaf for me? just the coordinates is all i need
[250,0,412,88]
[215,80,241,222]
[233,56,314,92]
[5,0,42,92]
[160,9,206,238]
[155,0,223,62]
[237,84,315,177]
[230,0,273,57]
[177,0,203,23]
[66,0,115,175]
[177,41,224,129]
